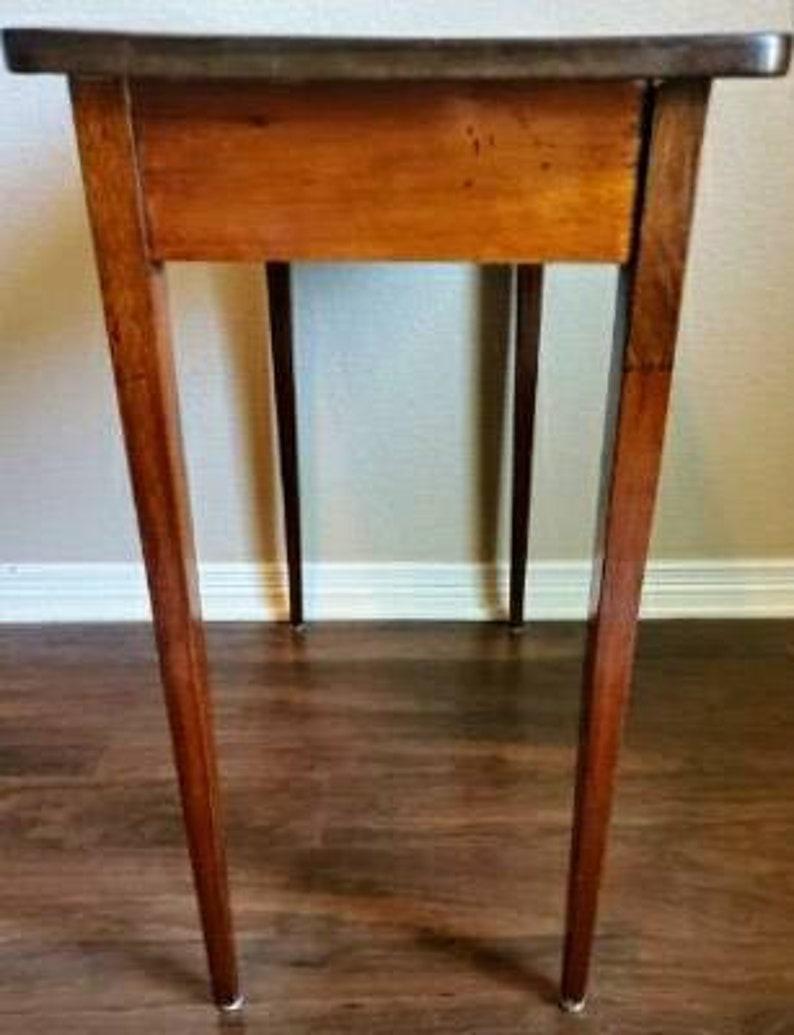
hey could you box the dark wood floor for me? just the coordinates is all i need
[0,620,792,1033]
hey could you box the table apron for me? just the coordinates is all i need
[129,78,645,263]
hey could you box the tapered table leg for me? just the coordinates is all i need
[70,77,240,1010]
[266,262,304,627]
[561,79,711,1011]
[509,264,543,628]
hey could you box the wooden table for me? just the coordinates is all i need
[4,28,790,1016]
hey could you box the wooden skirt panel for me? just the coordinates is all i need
[131,79,644,262]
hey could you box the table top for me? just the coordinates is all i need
[3,29,791,81]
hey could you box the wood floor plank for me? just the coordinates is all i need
[0,620,792,1031]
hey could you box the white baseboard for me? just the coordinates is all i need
[0,559,792,622]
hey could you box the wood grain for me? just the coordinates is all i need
[561,79,712,1009]
[69,77,240,1009]
[627,81,713,369]
[131,79,644,262]
[1,620,794,1033]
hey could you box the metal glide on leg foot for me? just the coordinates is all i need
[218,994,245,1014]
[559,996,586,1015]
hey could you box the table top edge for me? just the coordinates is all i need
[3,29,791,80]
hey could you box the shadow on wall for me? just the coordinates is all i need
[210,263,283,613]
[0,193,99,354]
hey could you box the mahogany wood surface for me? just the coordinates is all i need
[5,29,791,80]
[266,262,304,628]
[561,79,712,1008]
[131,79,643,262]
[68,78,240,1009]
[509,265,543,628]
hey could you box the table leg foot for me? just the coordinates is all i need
[559,996,587,1015]
[218,994,246,1014]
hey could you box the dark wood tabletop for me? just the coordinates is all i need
[3,29,791,81]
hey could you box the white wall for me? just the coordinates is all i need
[0,2,792,614]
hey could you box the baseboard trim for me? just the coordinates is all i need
[0,559,792,622]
